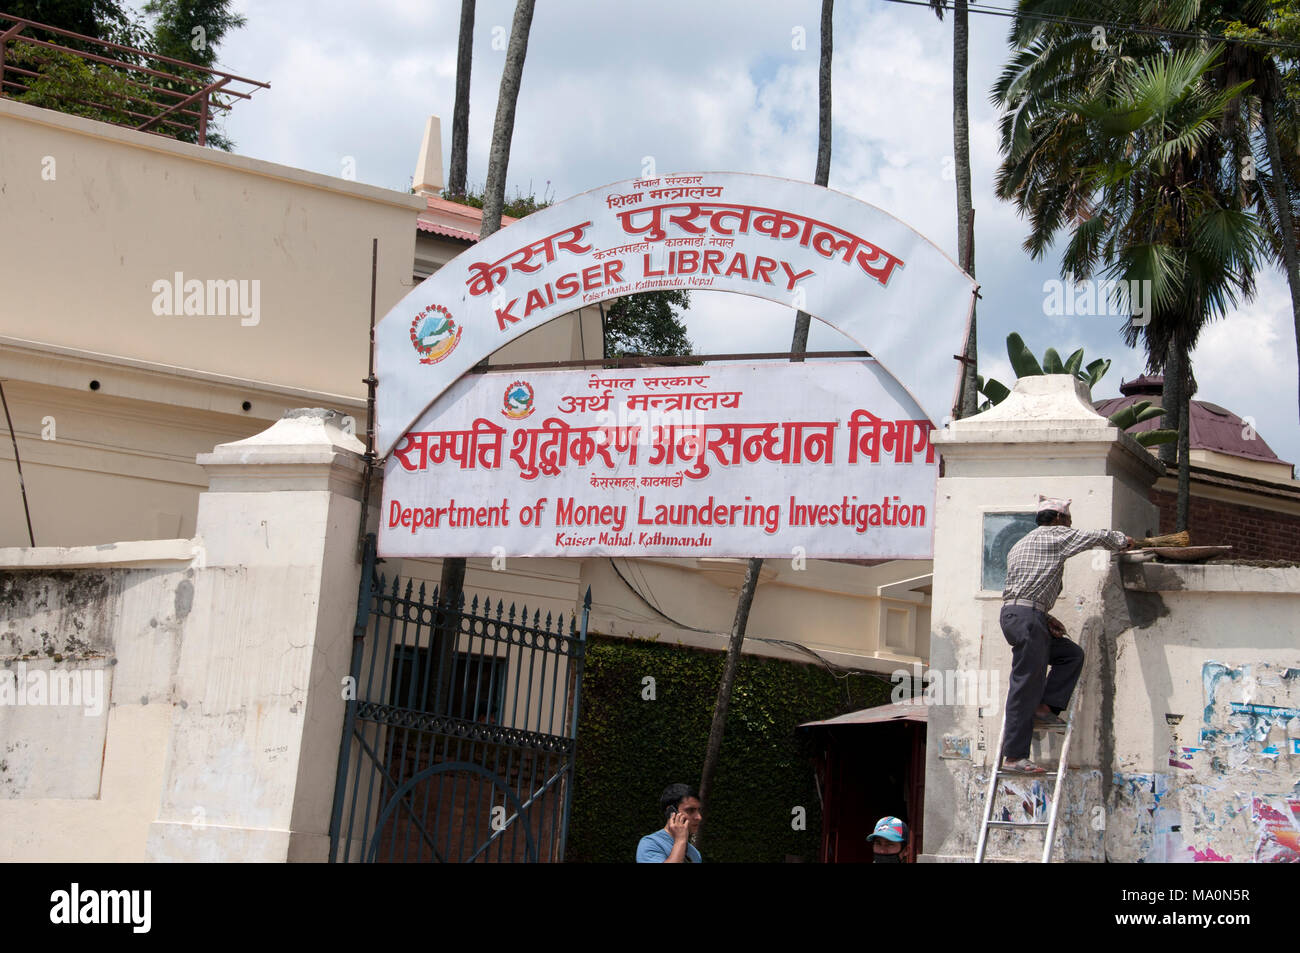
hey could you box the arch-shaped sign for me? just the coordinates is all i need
[376,172,976,459]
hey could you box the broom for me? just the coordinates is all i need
[1135,531,1190,548]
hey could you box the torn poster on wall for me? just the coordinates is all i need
[1252,797,1300,863]
[1199,661,1300,773]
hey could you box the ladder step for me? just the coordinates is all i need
[995,769,1059,779]
[1034,723,1067,733]
[987,820,1049,828]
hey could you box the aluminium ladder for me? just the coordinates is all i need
[974,636,1087,864]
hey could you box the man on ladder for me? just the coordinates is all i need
[999,497,1133,774]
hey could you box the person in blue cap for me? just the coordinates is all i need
[867,816,909,863]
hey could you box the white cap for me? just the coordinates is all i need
[1037,495,1071,516]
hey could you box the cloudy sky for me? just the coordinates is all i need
[199,0,1298,466]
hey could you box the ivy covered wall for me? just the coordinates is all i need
[567,633,892,863]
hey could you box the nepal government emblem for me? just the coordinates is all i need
[502,381,536,420]
[410,304,462,364]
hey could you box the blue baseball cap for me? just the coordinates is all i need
[867,816,909,843]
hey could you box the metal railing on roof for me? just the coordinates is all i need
[0,11,268,147]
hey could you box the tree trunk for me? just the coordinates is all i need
[1159,336,1181,468]
[447,0,475,198]
[442,0,535,613]
[1261,93,1300,425]
[696,555,763,837]
[953,0,978,419]
[1158,334,1192,531]
[1176,369,1192,533]
[479,0,536,238]
[813,0,833,189]
[789,0,833,360]
[701,0,832,829]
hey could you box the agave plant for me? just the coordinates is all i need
[978,332,1176,447]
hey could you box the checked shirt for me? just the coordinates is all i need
[1002,525,1128,612]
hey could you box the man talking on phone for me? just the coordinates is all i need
[635,783,703,863]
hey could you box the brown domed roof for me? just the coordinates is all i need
[1117,374,1165,397]
[1094,376,1289,466]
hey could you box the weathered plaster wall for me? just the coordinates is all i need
[0,552,196,860]
[146,409,365,863]
[926,564,1300,864]
[1100,563,1300,863]
[922,375,1162,862]
[922,377,1300,863]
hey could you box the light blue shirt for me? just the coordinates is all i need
[636,828,702,863]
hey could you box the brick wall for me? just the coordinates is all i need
[1151,489,1300,560]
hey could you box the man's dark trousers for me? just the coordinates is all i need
[999,605,1085,760]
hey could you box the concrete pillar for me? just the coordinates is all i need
[146,409,367,862]
[920,376,1161,862]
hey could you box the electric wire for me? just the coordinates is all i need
[605,557,896,688]
[880,0,1300,54]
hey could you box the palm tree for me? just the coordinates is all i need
[478,0,536,238]
[440,0,536,608]
[447,0,476,199]
[1199,0,1300,424]
[995,14,1263,530]
[931,0,980,417]
[788,0,834,359]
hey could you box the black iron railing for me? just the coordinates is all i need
[330,537,590,863]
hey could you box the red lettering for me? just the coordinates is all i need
[702,250,724,275]
[752,256,778,284]
[582,265,603,290]
[495,297,521,330]
[781,261,815,290]
[643,253,664,278]
[400,506,411,527]
[724,253,750,280]
[677,250,699,273]
[523,288,546,317]
[388,500,402,527]
[556,273,580,299]
[603,260,624,284]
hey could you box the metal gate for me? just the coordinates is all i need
[329,537,589,862]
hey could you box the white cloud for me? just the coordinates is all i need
[196,0,1296,464]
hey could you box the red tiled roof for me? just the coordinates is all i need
[416,219,479,242]
[416,194,517,244]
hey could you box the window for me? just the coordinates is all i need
[981,512,1037,591]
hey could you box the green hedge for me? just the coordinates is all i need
[567,633,892,863]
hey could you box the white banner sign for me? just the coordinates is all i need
[379,361,937,560]
[375,172,977,460]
